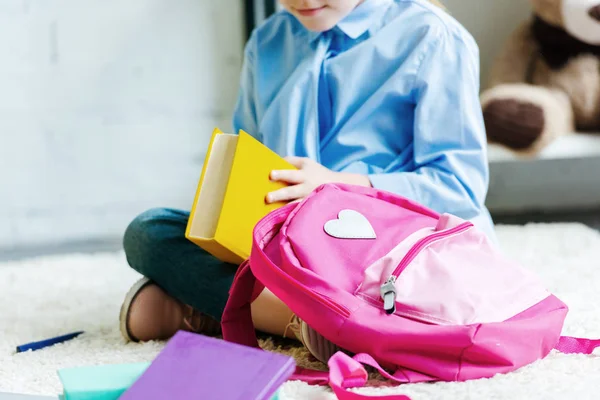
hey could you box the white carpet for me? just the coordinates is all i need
[1,223,600,399]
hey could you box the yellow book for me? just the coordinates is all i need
[185,128,296,265]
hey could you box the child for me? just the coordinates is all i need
[118,0,497,363]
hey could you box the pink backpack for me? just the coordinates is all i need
[222,183,599,399]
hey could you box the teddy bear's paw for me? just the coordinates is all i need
[483,98,546,150]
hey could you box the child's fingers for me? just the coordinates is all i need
[270,169,304,184]
[283,156,307,168]
[266,184,306,204]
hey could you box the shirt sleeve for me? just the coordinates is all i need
[231,32,260,141]
[367,28,489,220]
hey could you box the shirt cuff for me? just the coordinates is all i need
[368,172,417,201]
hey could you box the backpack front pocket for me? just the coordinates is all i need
[356,218,550,326]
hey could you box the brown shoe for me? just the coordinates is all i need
[119,277,221,342]
[284,314,340,364]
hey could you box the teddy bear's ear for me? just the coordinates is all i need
[590,5,600,20]
[562,0,600,44]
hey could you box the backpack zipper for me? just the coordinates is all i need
[380,222,473,314]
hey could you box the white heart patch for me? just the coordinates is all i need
[324,209,376,240]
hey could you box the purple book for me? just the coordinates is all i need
[120,331,296,400]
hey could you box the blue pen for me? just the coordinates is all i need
[16,331,84,353]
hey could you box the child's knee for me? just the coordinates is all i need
[122,208,172,274]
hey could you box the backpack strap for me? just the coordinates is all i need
[289,353,414,399]
[221,260,263,349]
[555,336,600,354]
[326,352,412,400]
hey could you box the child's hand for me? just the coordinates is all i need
[267,157,336,203]
[266,157,371,204]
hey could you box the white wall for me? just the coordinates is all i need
[0,0,537,252]
[443,0,533,87]
[0,0,244,251]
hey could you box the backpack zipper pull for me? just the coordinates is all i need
[380,276,397,315]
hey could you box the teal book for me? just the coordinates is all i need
[57,363,149,400]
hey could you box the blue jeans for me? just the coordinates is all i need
[123,208,238,320]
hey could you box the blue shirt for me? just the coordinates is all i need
[232,0,496,241]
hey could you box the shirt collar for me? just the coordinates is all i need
[306,0,394,43]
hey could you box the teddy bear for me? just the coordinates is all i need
[480,0,600,156]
